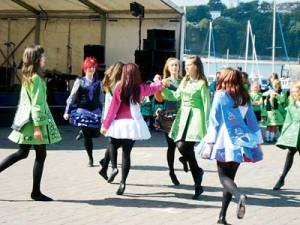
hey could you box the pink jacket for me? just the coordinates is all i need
[102,81,162,129]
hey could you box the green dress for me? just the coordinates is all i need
[8,74,61,145]
[140,96,153,117]
[161,78,211,142]
[276,102,300,150]
[263,91,287,126]
[250,92,263,112]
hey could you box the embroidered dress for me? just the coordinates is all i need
[195,90,263,163]
[276,101,300,150]
[140,96,153,117]
[161,79,210,142]
[65,77,103,128]
[9,74,61,145]
[262,90,287,126]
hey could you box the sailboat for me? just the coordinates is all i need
[272,0,293,89]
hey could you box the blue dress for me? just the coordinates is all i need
[195,90,263,163]
[65,77,103,128]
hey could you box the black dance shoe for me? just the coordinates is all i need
[273,179,284,190]
[99,169,108,180]
[116,183,126,195]
[88,158,94,167]
[217,216,230,225]
[179,156,189,172]
[192,186,203,200]
[31,192,53,201]
[76,130,83,141]
[107,168,119,183]
[169,172,180,186]
[237,194,247,219]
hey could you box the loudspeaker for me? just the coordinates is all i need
[84,45,105,64]
[135,29,176,82]
[83,45,105,80]
[147,29,175,40]
[130,2,144,18]
[0,66,14,88]
[135,50,176,82]
[143,39,175,51]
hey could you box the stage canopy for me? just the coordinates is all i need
[0,0,185,76]
[0,0,183,17]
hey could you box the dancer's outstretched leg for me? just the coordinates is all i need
[0,144,30,172]
[273,149,297,190]
[107,138,121,183]
[165,133,180,185]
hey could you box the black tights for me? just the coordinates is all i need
[278,149,300,182]
[0,144,47,194]
[165,133,176,173]
[109,138,135,184]
[217,161,240,218]
[100,138,114,171]
[176,140,203,187]
[82,128,99,162]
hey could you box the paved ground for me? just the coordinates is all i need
[0,126,299,225]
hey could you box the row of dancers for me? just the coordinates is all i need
[0,45,299,225]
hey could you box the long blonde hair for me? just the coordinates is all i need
[289,82,300,104]
[102,61,124,92]
[163,57,180,79]
[22,45,44,85]
[183,55,208,87]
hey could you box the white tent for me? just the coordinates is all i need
[0,0,185,76]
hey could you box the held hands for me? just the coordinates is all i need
[202,143,213,159]
[270,92,278,100]
[34,126,43,141]
[162,79,170,88]
[153,74,161,82]
[63,113,69,120]
[100,127,107,135]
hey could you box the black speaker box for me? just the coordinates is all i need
[83,45,105,80]
[135,50,176,82]
[0,66,14,87]
[147,29,175,40]
[143,39,175,51]
[84,45,105,64]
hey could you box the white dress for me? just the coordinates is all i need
[106,103,151,140]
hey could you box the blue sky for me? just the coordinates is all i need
[171,0,300,7]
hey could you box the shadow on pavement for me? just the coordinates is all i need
[0,126,168,150]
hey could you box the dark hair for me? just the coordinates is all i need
[119,63,142,104]
[216,68,250,106]
[183,55,208,87]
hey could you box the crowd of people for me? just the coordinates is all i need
[0,45,299,225]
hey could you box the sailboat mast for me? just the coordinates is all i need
[245,20,250,72]
[226,49,229,67]
[207,20,212,76]
[272,0,276,73]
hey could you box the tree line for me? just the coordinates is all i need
[185,0,300,60]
